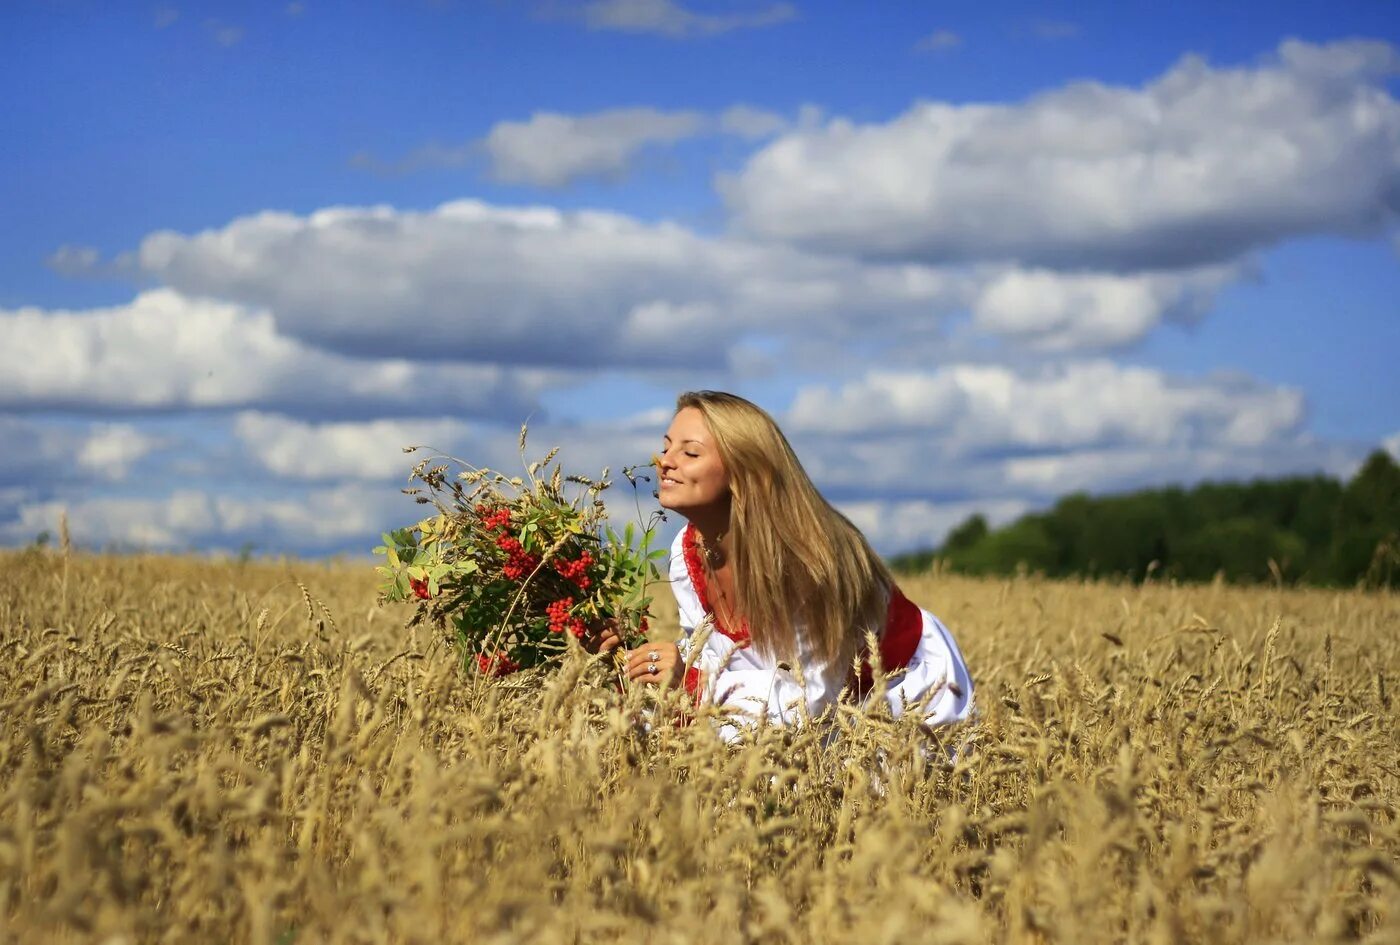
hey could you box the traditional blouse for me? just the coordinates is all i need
[669,525,975,741]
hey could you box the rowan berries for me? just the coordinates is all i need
[497,533,539,580]
[476,650,519,676]
[545,596,586,636]
[553,551,594,590]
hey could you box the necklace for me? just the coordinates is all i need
[682,524,749,646]
[695,529,727,567]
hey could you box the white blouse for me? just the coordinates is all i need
[667,528,975,742]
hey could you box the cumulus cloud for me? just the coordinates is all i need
[64,195,1262,369]
[837,498,1028,554]
[77,425,165,479]
[231,411,662,485]
[772,360,1374,524]
[0,289,542,419]
[969,264,1238,350]
[45,245,102,277]
[233,413,478,481]
[483,107,707,186]
[786,361,1306,451]
[127,200,971,365]
[0,484,407,553]
[356,105,787,184]
[0,418,161,486]
[571,0,796,38]
[724,39,1400,268]
[45,244,138,279]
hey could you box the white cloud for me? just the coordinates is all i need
[773,361,1367,520]
[997,441,1358,495]
[0,484,405,553]
[64,188,1267,372]
[724,39,1400,268]
[128,200,971,365]
[837,498,1027,554]
[232,411,661,485]
[786,361,1305,451]
[0,289,541,419]
[717,104,789,139]
[76,425,164,479]
[915,30,961,53]
[356,104,788,184]
[483,108,707,186]
[348,141,477,175]
[969,264,1238,350]
[0,418,160,485]
[1384,431,1400,461]
[233,413,477,480]
[574,0,796,38]
[46,245,101,276]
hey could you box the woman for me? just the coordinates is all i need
[601,390,973,740]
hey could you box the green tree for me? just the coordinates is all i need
[1331,451,1400,586]
[943,513,988,553]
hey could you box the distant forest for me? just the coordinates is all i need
[889,450,1400,588]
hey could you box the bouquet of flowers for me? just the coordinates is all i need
[374,429,664,678]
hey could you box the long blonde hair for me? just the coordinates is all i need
[676,390,892,667]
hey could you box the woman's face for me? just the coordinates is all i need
[657,407,731,515]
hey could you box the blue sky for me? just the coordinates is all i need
[2,0,1398,555]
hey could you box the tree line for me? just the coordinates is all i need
[889,450,1400,587]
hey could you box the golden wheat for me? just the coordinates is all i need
[0,549,1396,944]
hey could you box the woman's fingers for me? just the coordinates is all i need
[580,620,623,654]
[623,642,682,686]
[624,643,674,672]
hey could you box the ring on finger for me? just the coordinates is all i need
[648,664,659,675]
[648,651,660,662]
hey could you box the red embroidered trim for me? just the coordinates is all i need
[683,666,703,703]
[852,585,923,699]
[681,524,751,646]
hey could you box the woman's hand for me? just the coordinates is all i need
[580,618,623,655]
[624,641,683,688]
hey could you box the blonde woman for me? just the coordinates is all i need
[598,391,973,739]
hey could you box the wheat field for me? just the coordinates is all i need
[1,546,1397,944]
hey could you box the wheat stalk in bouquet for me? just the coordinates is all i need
[374,424,665,680]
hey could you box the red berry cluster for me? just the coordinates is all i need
[496,533,541,581]
[409,575,432,600]
[476,650,519,676]
[476,503,512,531]
[553,551,594,590]
[546,596,587,637]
